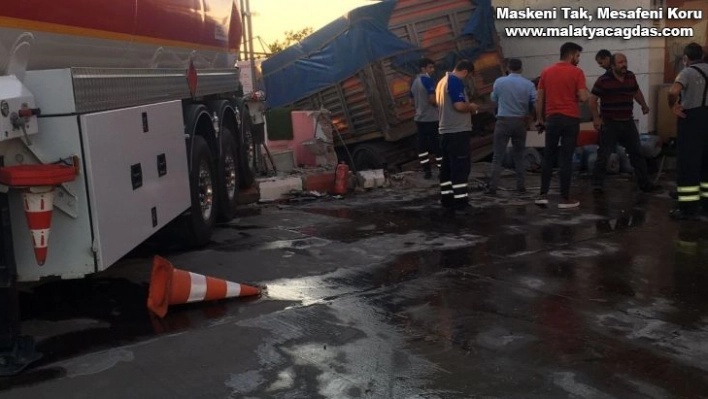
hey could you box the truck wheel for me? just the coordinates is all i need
[183,135,217,246]
[239,113,255,188]
[352,143,385,171]
[217,129,239,221]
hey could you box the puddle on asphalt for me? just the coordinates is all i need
[1,278,261,391]
[209,237,332,253]
[260,245,488,311]
[260,237,331,250]
[297,206,476,243]
[218,223,263,231]
[261,273,345,307]
[4,192,691,391]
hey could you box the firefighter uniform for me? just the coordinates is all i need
[435,70,474,210]
[410,71,441,176]
[673,62,708,218]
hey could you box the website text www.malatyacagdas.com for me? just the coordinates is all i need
[504,25,693,40]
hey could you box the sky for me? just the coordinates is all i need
[249,0,377,53]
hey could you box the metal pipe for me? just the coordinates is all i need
[239,0,250,62]
[244,0,258,91]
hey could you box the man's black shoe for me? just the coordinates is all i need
[453,202,480,215]
[641,183,662,193]
[669,208,700,220]
[453,201,472,210]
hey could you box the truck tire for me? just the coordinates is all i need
[239,112,255,188]
[182,135,217,246]
[352,143,385,171]
[217,128,239,221]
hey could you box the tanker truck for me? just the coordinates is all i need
[0,0,255,375]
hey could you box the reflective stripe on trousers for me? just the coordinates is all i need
[701,182,708,198]
[678,185,700,202]
[452,183,467,199]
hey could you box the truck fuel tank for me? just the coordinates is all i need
[0,0,242,72]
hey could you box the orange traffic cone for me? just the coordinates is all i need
[22,186,55,266]
[147,255,261,318]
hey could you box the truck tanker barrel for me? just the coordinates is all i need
[0,0,242,72]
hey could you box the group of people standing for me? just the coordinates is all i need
[410,40,708,218]
[411,58,479,211]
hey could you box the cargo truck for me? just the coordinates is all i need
[262,0,505,172]
[0,0,255,374]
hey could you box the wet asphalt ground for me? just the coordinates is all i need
[2,170,708,398]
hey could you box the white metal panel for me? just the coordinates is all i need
[0,75,39,141]
[80,100,190,269]
[23,69,77,115]
[9,116,95,282]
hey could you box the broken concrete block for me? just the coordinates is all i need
[348,171,357,190]
[301,172,335,193]
[356,169,386,189]
[373,169,386,187]
[257,176,303,201]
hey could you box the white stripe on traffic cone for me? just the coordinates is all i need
[22,186,55,266]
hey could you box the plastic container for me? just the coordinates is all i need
[607,153,620,174]
[523,148,542,172]
[572,147,584,171]
[640,134,662,158]
[616,146,634,173]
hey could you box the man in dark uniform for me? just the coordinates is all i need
[435,59,480,212]
[410,58,441,179]
[667,43,708,219]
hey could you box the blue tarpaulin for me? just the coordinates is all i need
[262,0,497,109]
[392,0,497,77]
[458,0,495,62]
[262,1,418,108]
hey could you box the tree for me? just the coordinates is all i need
[267,27,314,54]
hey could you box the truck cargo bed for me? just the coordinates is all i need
[263,0,504,168]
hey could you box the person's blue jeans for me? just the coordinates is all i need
[540,114,579,200]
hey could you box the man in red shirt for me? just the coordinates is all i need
[589,53,660,193]
[535,42,589,209]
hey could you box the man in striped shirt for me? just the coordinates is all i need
[589,53,660,193]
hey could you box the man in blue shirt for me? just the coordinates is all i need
[410,58,440,179]
[487,58,536,195]
[436,59,480,211]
